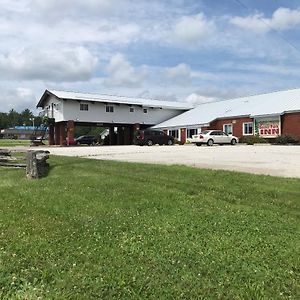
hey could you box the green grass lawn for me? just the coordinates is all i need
[0,156,299,299]
[0,139,31,147]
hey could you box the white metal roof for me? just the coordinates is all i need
[37,90,193,110]
[153,88,300,129]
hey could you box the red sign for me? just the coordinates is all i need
[259,123,280,137]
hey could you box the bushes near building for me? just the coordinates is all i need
[240,134,299,145]
[274,134,299,145]
[239,135,267,145]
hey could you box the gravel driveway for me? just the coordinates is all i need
[40,144,300,178]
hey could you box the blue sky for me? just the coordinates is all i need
[1,0,300,112]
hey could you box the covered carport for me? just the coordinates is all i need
[37,90,192,146]
[53,121,148,146]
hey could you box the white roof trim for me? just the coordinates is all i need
[154,88,300,129]
[38,90,193,110]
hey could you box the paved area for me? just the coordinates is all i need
[36,144,300,178]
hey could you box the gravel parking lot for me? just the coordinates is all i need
[41,144,300,178]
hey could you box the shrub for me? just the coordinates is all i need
[239,135,267,145]
[174,138,184,145]
[274,134,299,145]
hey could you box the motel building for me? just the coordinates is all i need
[152,88,300,143]
[37,90,192,146]
[37,88,300,146]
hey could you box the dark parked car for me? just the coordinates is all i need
[135,129,174,146]
[75,135,97,145]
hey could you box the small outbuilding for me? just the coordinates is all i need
[0,126,46,140]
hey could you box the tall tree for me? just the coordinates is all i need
[0,112,9,129]
[7,109,21,127]
[21,109,34,126]
[0,108,42,129]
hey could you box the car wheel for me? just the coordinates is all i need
[147,139,153,146]
[77,141,80,145]
[196,143,202,146]
[167,139,173,145]
[207,139,214,146]
[231,139,237,145]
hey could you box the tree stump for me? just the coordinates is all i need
[0,149,11,157]
[26,150,50,179]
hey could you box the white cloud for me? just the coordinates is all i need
[56,21,140,45]
[104,53,148,87]
[1,1,300,113]
[165,63,217,84]
[185,93,216,105]
[226,62,300,76]
[0,0,29,15]
[31,0,125,18]
[0,16,140,48]
[173,13,216,46]
[0,47,98,82]
[271,7,300,30]
[230,7,300,34]
[229,14,269,34]
[166,63,192,79]
[0,86,37,112]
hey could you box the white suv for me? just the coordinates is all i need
[191,130,238,146]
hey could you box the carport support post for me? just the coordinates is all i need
[67,120,75,145]
[133,123,140,143]
[109,127,115,145]
[48,124,55,145]
[134,123,140,132]
[117,127,124,145]
[180,128,186,144]
[54,123,60,145]
[59,122,66,146]
[124,126,131,145]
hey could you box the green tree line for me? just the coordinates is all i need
[0,109,106,138]
[0,109,43,129]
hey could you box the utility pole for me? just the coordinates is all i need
[29,117,35,129]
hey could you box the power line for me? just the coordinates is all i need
[233,0,300,55]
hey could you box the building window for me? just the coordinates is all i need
[129,107,134,113]
[143,108,148,114]
[187,128,197,138]
[106,106,114,113]
[223,124,233,134]
[243,122,253,135]
[80,103,89,111]
[169,129,179,139]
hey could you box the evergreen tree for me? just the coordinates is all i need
[0,112,9,129]
[20,109,34,126]
[7,109,21,127]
